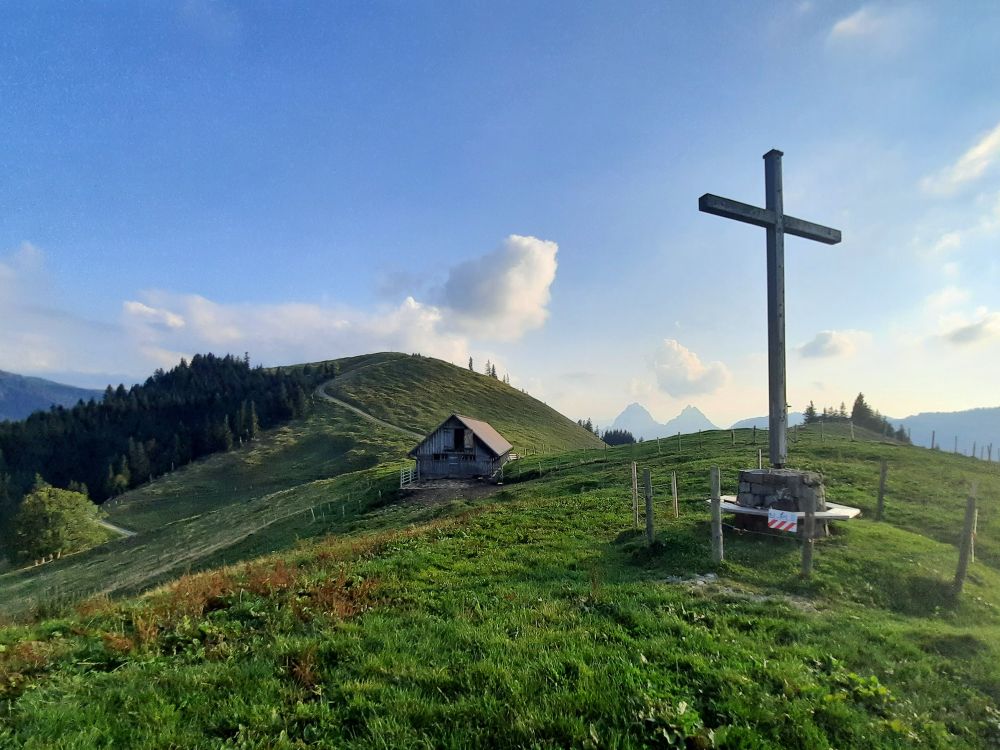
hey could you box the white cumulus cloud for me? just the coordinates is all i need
[650,339,730,396]
[3,233,561,382]
[797,330,871,358]
[440,234,558,341]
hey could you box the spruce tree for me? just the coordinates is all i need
[803,401,818,424]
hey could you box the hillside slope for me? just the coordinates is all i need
[0,352,602,613]
[0,371,101,422]
[323,353,605,453]
[0,426,997,747]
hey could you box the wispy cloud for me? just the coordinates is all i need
[0,244,130,378]
[797,329,871,358]
[942,310,1000,346]
[938,309,1000,346]
[829,6,885,38]
[826,4,920,56]
[650,339,730,396]
[921,121,1000,195]
[924,285,969,311]
[3,234,562,381]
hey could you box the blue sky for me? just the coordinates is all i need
[2,1,999,426]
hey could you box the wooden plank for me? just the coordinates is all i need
[784,215,841,244]
[698,195,840,244]
[698,194,775,229]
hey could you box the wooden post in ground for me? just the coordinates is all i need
[644,469,654,546]
[657,437,660,455]
[801,489,815,578]
[850,421,855,441]
[971,508,978,563]
[731,429,735,446]
[953,486,978,596]
[631,462,639,528]
[931,430,936,450]
[671,471,679,518]
[876,459,888,521]
[710,466,723,563]
[820,420,825,444]
[752,425,757,445]
[758,449,763,469]
[677,431,681,452]
[972,441,977,458]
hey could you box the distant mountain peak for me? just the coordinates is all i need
[610,402,718,439]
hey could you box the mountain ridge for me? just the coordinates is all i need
[0,370,103,422]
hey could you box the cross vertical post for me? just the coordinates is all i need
[764,150,787,468]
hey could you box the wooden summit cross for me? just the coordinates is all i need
[699,149,841,468]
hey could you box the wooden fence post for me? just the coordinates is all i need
[710,467,723,563]
[752,426,757,445]
[931,430,935,450]
[801,490,815,578]
[876,459,887,521]
[971,508,978,564]
[758,449,763,470]
[671,471,679,518]
[644,469,654,546]
[850,421,855,441]
[953,487,978,596]
[731,429,735,446]
[677,431,681,452]
[631,462,639,529]
[657,437,660,455]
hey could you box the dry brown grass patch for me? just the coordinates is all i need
[131,611,160,648]
[159,570,233,618]
[75,593,115,619]
[288,645,320,694]
[101,631,135,655]
[242,559,297,597]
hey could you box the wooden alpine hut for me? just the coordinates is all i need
[408,414,513,479]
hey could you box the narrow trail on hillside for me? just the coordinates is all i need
[97,518,137,538]
[314,380,424,441]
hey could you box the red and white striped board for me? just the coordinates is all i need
[767,508,798,533]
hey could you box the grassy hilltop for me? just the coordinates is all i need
[0,421,998,747]
[322,352,605,454]
[0,353,600,616]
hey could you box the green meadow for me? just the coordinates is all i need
[1,419,998,748]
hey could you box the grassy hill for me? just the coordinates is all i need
[323,352,605,454]
[0,352,602,616]
[0,424,998,747]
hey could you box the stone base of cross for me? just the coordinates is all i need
[699,150,841,468]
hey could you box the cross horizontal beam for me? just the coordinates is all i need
[698,193,842,245]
